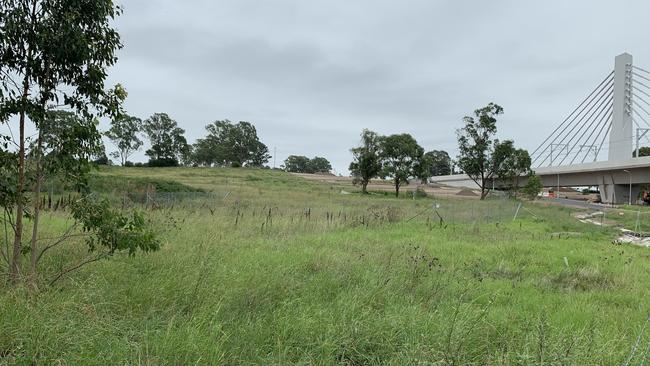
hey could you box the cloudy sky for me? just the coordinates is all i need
[104,0,650,173]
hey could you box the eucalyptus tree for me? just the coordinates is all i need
[142,113,189,167]
[283,155,310,173]
[380,133,424,197]
[105,114,143,166]
[192,120,270,167]
[306,157,331,174]
[424,150,452,176]
[349,129,383,194]
[0,0,157,285]
[456,103,531,199]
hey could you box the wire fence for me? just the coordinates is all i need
[24,187,650,241]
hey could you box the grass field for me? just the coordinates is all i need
[2,166,650,365]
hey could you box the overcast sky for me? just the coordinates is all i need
[103,0,650,173]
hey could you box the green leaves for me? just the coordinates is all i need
[37,110,104,191]
[456,103,532,198]
[105,113,143,165]
[0,135,18,208]
[380,133,424,197]
[142,113,189,166]
[283,155,332,173]
[0,0,124,119]
[423,150,452,177]
[522,174,543,200]
[349,129,383,193]
[71,195,159,256]
[193,120,270,168]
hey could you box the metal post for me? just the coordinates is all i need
[550,143,568,166]
[623,169,632,205]
[635,128,650,157]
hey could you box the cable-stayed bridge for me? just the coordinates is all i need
[432,53,650,204]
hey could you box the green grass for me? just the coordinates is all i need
[2,166,650,364]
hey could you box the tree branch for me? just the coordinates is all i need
[36,223,80,264]
[48,253,107,286]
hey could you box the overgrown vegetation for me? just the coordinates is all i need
[1,167,648,364]
[0,0,157,285]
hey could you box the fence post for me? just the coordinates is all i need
[513,202,522,222]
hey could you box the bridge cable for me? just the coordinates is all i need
[582,112,613,163]
[633,66,650,75]
[632,99,650,118]
[633,72,650,84]
[531,73,614,164]
[632,120,650,153]
[570,102,614,164]
[530,71,613,161]
[633,85,650,100]
[633,92,650,109]
[535,79,614,167]
[559,92,614,165]
[532,79,614,166]
[584,109,613,161]
[632,109,650,128]
[632,78,650,93]
[529,71,614,160]
[633,120,650,143]
[594,115,613,159]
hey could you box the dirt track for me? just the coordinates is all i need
[291,173,482,199]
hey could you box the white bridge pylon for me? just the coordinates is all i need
[432,53,650,204]
[531,53,650,167]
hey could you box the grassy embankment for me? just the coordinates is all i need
[2,166,650,365]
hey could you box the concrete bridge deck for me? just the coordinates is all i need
[431,156,650,204]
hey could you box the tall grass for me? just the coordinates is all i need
[1,167,648,364]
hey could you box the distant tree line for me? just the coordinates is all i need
[105,115,273,168]
[349,103,536,199]
[283,155,332,174]
[348,130,452,197]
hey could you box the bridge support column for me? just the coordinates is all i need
[598,183,640,204]
[608,53,634,161]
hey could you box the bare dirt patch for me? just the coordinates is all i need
[291,173,481,199]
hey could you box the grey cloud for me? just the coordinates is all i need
[104,0,650,172]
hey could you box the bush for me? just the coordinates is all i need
[93,155,111,166]
[147,158,179,167]
[415,186,428,198]
[522,173,542,200]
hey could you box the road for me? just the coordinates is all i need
[540,197,615,210]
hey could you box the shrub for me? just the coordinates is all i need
[522,173,542,200]
[415,186,428,198]
[147,158,178,167]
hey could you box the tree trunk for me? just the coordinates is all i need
[395,180,400,197]
[480,184,489,200]
[10,103,27,284]
[362,181,368,194]
[479,172,487,200]
[29,131,43,281]
[9,0,38,285]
